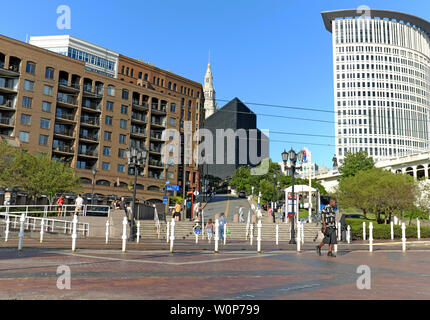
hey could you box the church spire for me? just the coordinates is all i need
[204,52,216,119]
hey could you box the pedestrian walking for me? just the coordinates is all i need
[74,194,84,216]
[218,213,226,241]
[277,207,282,220]
[281,204,286,223]
[206,219,214,242]
[174,202,181,222]
[119,197,128,216]
[56,195,64,217]
[316,198,338,258]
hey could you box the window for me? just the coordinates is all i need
[42,101,51,112]
[170,103,176,113]
[144,74,148,81]
[21,114,31,125]
[22,96,32,108]
[119,134,126,144]
[106,101,114,111]
[77,161,86,169]
[105,116,113,125]
[188,112,191,120]
[40,118,50,129]
[102,162,110,170]
[120,119,127,129]
[138,72,142,79]
[24,80,34,91]
[43,85,53,96]
[117,164,125,173]
[107,85,115,96]
[130,69,134,77]
[39,134,48,146]
[122,89,129,100]
[45,67,54,79]
[26,62,36,74]
[168,82,172,90]
[121,105,128,114]
[103,146,111,156]
[104,131,112,141]
[19,131,29,143]
[118,149,126,158]
[169,117,176,126]
[121,66,125,74]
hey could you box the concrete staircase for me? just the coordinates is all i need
[138,220,321,242]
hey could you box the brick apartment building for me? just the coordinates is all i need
[0,34,204,205]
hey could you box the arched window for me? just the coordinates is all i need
[80,178,92,184]
[405,167,414,177]
[136,184,145,190]
[144,74,148,81]
[168,82,172,90]
[417,165,425,180]
[96,180,111,187]
[173,83,177,91]
[147,186,160,191]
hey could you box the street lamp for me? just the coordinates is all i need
[282,148,305,245]
[126,146,148,241]
[272,173,277,223]
[164,162,172,220]
[91,168,97,207]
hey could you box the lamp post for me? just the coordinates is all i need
[282,148,305,245]
[126,147,148,241]
[164,162,172,220]
[91,168,97,206]
[272,173,277,223]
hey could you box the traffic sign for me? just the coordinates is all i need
[163,197,169,204]
[165,181,170,185]
[167,185,179,191]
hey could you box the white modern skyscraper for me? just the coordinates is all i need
[322,9,430,162]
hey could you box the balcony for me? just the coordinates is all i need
[149,146,162,154]
[78,149,98,158]
[55,111,75,122]
[149,159,164,168]
[150,119,166,127]
[150,133,163,141]
[58,79,80,93]
[80,116,100,127]
[0,65,20,77]
[132,101,149,111]
[0,97,15,110]
[148,171,164,180]
[130,127,146,138]
[52,145,74,155]
[0,117,14,127]
[79,133,99,142]
[83,85,103,98]
[0,78,17,93]
[57,93,78,107]
[82,100,101,112]
[151,104,167,115]
[131,112,146,123]
[54,128,74,138]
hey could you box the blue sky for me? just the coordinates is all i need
[2,0,429,168]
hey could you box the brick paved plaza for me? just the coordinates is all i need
[1,238,430,300]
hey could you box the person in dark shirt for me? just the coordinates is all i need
[316,198,338,257]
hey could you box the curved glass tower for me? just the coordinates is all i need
[322,9,430,162]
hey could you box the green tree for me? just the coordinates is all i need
[339,151,375,180]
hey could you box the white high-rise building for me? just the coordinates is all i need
[322,9,430,163]
[203,62,216,119]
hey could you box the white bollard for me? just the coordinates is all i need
[214,219,219,253]
[390,221,394,240]
[40,218,45,243]
[250,224,254,246]
[257,220,262,253]
[195,232,199,244]
[337,222,341,241]
[363,222,366,241]
[401,222,406,252]
[105,220,110,244]
[347,225,351,244]
[137,221,141,244]
[122,216,127,253]
[71,215,78,252]
[166,221,170,244]
[369,222,373,253]
[170,220,175,253]
[4,215,10,242]
[301,222,305,245]
[275,224,279,246]
[51,221,55,232]
[394,216,398,226]
[417,218,421,240]
[14,216,17,229]
[223,223,227,246]
[296,221,301,252]
[18,214,26,251]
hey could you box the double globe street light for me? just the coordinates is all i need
[282,148,305,245]
[126,147,148,241]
